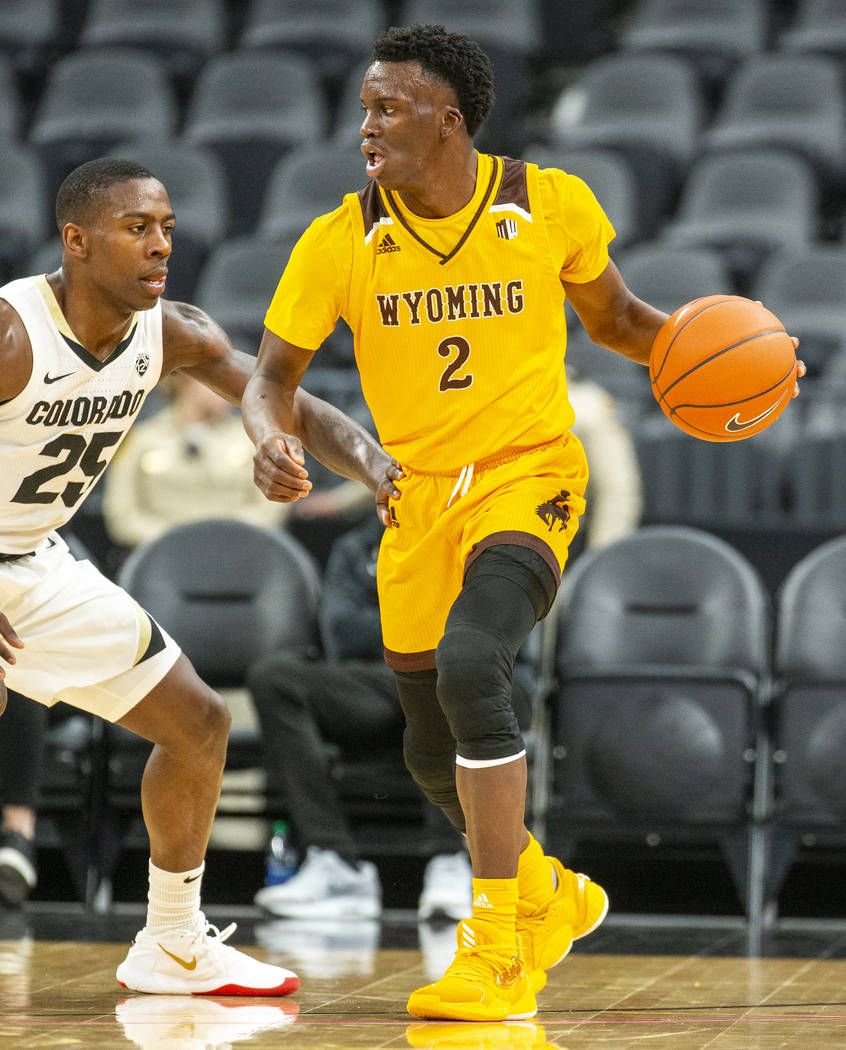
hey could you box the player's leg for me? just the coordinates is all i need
[113,656,298,996]
[406,545,547,1021]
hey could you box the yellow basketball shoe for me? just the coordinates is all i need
[406,919,537,1022]
[517,859,609,994]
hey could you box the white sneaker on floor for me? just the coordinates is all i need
[253,847,381,919]
[418,852,473,921]
[116,915,299,996]
[116,994,298,1049]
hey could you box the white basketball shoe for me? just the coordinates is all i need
[116,914,299,996]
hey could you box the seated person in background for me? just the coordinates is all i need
[0,689,46,906]
[567,374,643,555]
[249,515,532,922]
[102,372,290,550]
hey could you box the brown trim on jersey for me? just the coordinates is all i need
[465,531,562,588]
[383,646,437,671]
[492,156,531,213]
[383,155,501,266]
[357,180,390,240]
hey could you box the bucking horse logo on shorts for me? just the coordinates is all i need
[535,489,572,532]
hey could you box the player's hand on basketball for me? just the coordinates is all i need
[0,612,24,696]
[253,431,313,503]
[376,459,404,527]
[792,341,805,398]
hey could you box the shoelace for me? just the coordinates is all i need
[447,941,523,982]
[193,918,237,947]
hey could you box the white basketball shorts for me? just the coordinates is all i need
[0,531,180,722]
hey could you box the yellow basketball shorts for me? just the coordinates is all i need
[378,434,588,670]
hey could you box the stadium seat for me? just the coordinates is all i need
[659,150,819,288]
[0,0,66,77]
[781,407,846,532]
[540,524,772,924]
[78,0,228,80]
[257,142,368,243]
[523,146,643,246]
[329,62,371,146]
[619,0,768,86]
[548,52,704,230]
[28,48,177,201]
[778,0,846,60]
[182,50,326,231]
[238,0,384,86]
[632,412,788,532]
[194,236,297,355]
[702,54,846,190]
[751,246,846,381]
[0,145,50,282]
[768,535,846,916]
[0,54,21,140]
[107,141,230,303]
[618,243,735,315]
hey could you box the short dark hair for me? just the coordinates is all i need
[371,24,495,137]
[55,157,159,231]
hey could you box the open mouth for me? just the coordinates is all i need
[140,273,167,294]
[362,144,385,177]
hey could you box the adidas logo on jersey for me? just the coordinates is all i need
[473,892,493,909]
[376,232,401,254]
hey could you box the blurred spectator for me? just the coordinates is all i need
[102,373,289,549]
[568,375,643,553]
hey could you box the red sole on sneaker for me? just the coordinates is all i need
[117,977,300,996]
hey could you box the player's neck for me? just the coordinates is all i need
[396,148,479,219]
[46,271,135,361]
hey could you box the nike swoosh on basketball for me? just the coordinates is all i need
[44,371,75,384]
[725,396,785,433]
[157,943,198,970]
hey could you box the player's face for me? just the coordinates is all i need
[82,178,174,311]
[360,60,457,191]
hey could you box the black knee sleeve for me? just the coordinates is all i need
[436,544,554,763]
[395,669,466,832]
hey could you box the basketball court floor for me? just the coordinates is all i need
[3,904,846,1048]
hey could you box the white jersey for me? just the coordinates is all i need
[0,275,163,553]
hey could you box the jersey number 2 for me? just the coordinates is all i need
[12,432,122,508]
[438,336,473,391]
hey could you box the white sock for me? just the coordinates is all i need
[145,859,205,934]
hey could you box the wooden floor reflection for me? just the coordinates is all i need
[3,909,846,1048]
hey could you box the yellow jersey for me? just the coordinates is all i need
[264,151,614,473]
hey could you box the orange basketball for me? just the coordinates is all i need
[650,295,797,442]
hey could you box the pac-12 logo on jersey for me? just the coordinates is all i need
[135,353,150,375]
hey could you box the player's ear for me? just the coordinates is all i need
[440,105,464,138]
[61,222,88,260]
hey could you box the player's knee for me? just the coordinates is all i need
[180,685,231,760]
[435,623,522,754]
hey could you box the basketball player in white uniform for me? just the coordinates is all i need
[0,158,402,995]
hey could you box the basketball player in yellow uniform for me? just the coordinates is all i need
[243,25,803,1021]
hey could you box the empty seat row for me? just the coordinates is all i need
[536,523,846,927]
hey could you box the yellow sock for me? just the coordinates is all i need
[469,877,519,950]
[517,833,557,910]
